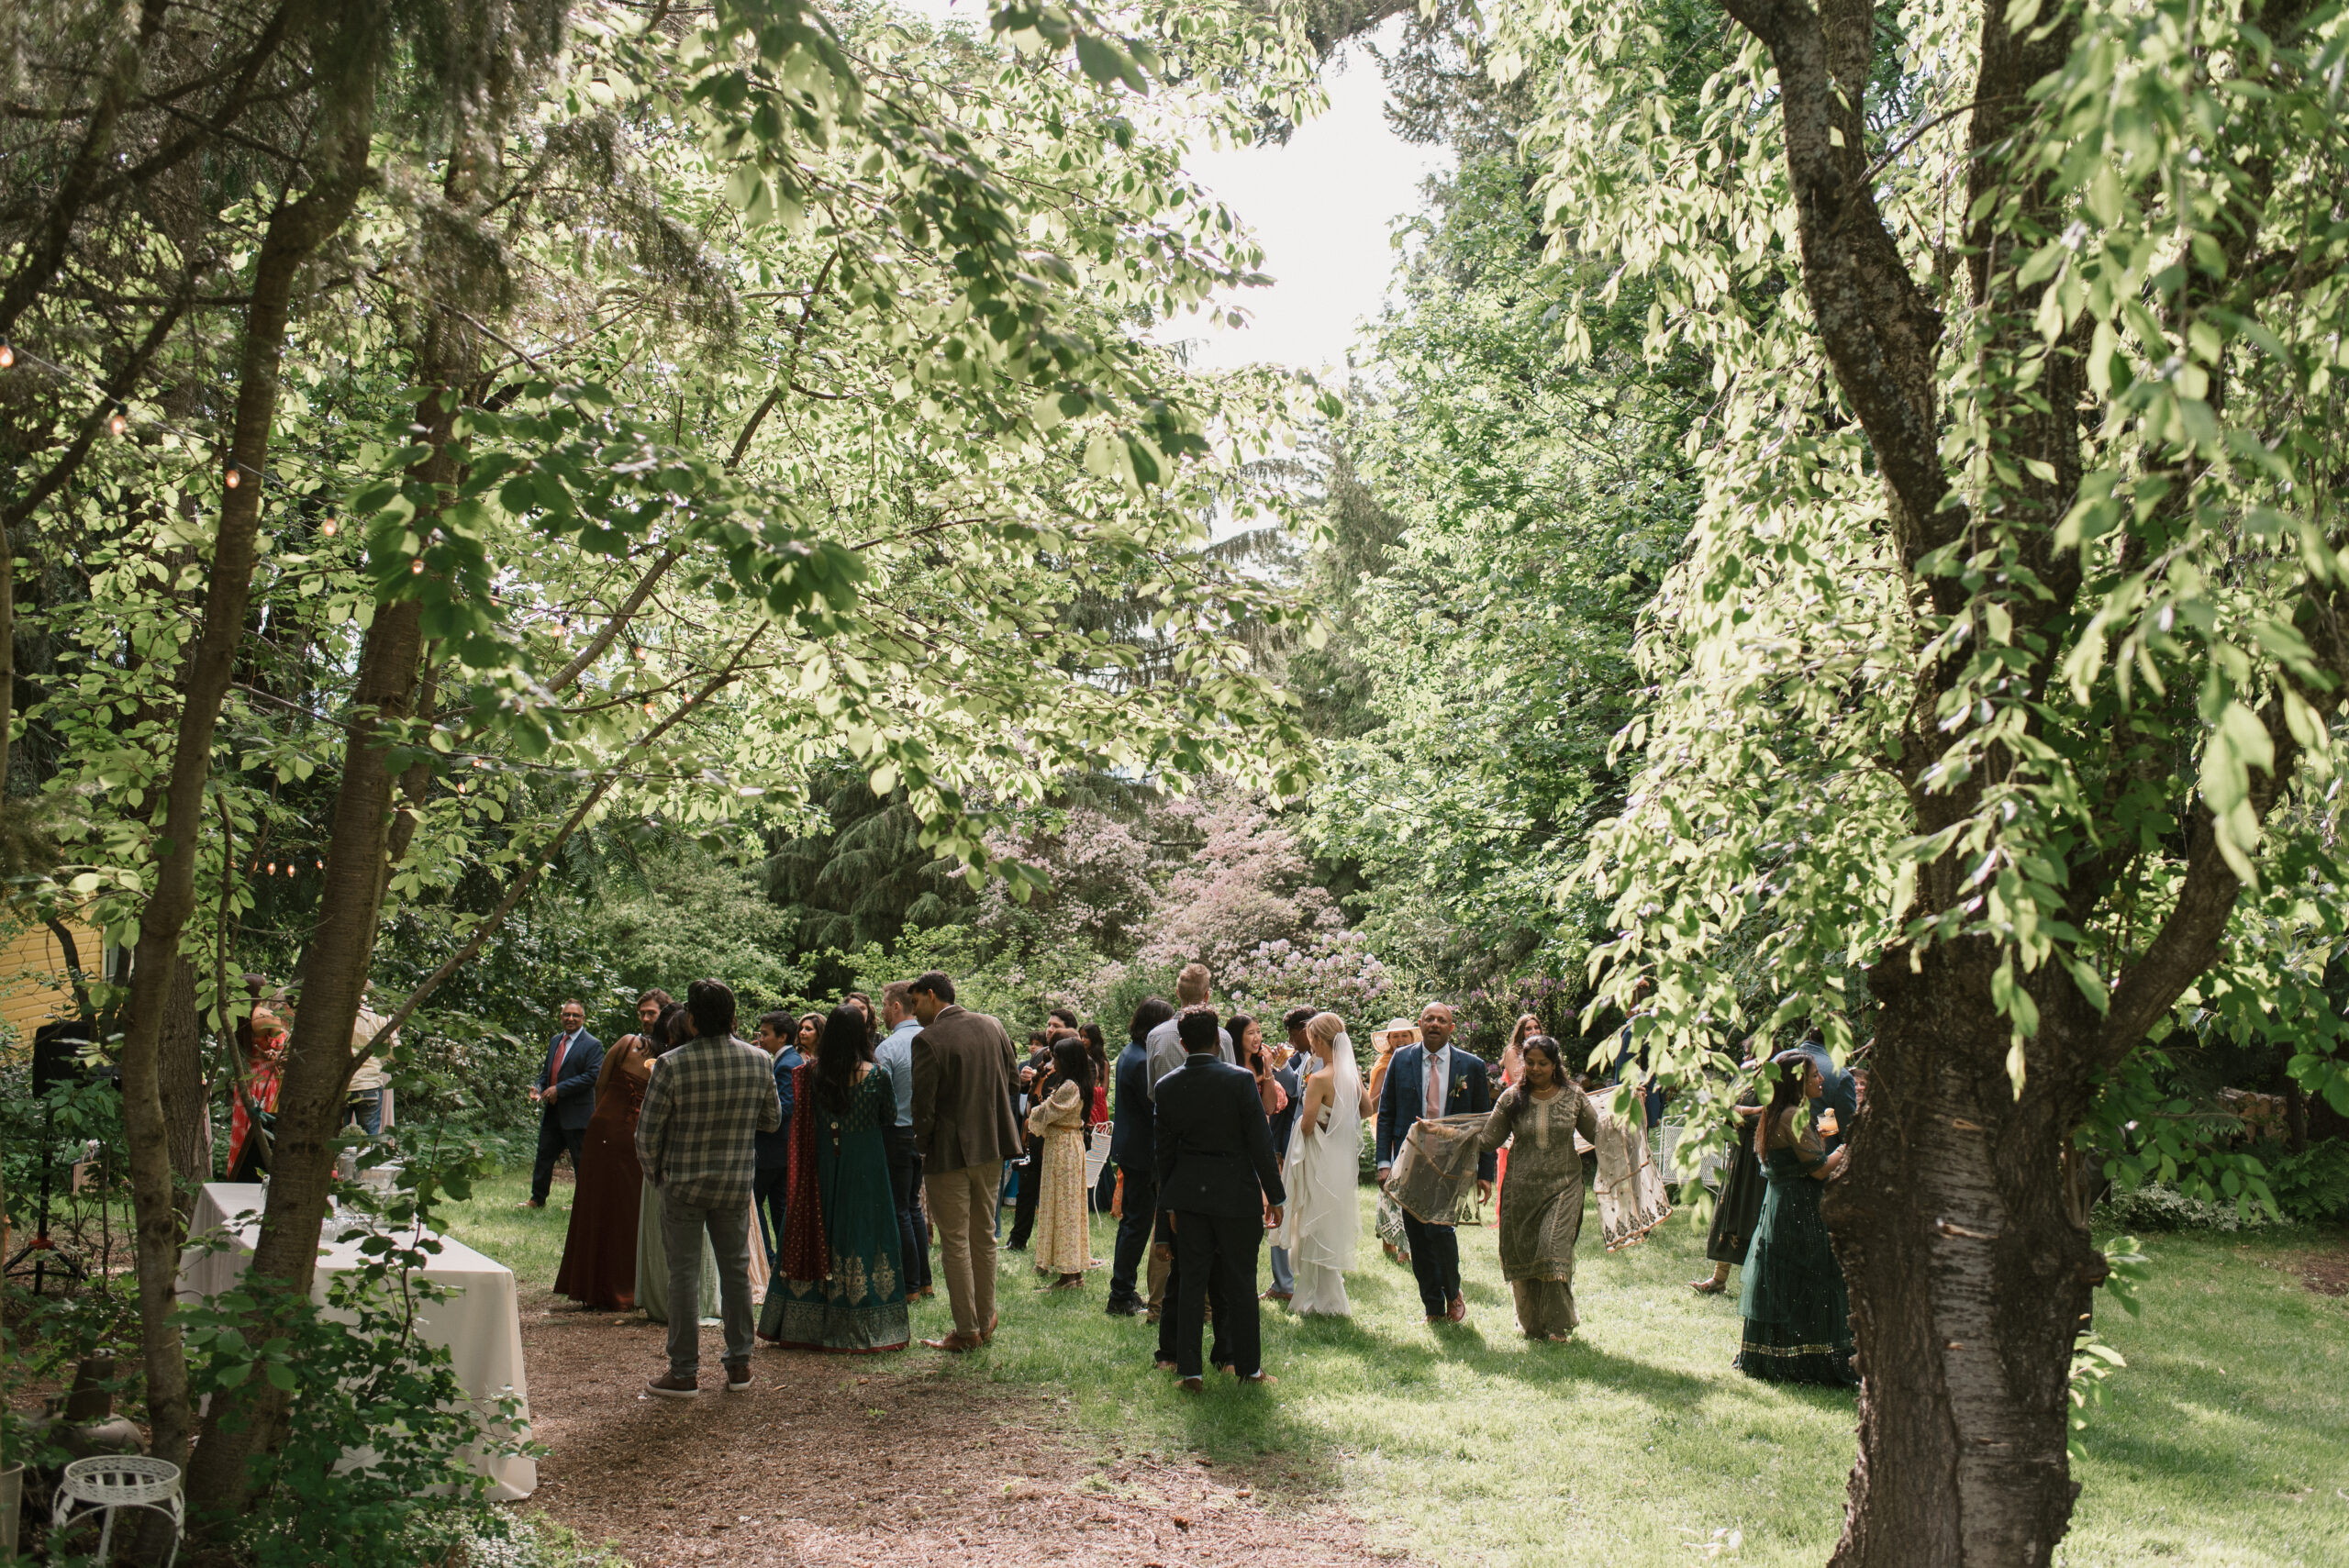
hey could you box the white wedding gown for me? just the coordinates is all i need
[1274,1041,1362,1316]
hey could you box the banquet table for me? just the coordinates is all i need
[177,1182,536,1501]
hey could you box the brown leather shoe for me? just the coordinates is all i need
[1174,1375,1204,1394]
[1447,1294,1468,1324]
[979,1313,999,1343]
[923,1331,983,1353]
[1237,1370,1277,1385]
[647,1372,699,1399]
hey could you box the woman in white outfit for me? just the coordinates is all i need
[1274,1012,1362,1316]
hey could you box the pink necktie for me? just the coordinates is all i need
[1425,1051,1442,1119]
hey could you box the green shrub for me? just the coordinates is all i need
[2264,1140,2349,1224]
[2099,1182,2277,1232]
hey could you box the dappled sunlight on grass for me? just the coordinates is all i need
[440,1169,2347,1566]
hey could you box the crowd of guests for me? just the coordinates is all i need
[517,960,1861,1397]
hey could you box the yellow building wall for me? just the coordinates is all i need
[0,913,107,1048]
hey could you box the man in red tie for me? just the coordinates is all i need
[1374,1002,1495,1324]
[525,998,605,1208]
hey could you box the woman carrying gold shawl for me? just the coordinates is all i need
[1475,1035,1601,1340]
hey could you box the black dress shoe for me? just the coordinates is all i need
[1104,1294,1146,1318]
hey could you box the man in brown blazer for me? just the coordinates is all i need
[907,970,1022,1351]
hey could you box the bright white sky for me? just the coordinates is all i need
[890,3,1451,376]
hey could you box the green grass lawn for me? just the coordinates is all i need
[444,1167,2347,1567]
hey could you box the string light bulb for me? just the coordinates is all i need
[320,517,339,537]
[265,862,276,874]
[0,342,13,369]
[409,558,425,574]
[106,406,127,438]
[224,467,240,489]
[315,859,324,869]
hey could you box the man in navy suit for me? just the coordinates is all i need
[1153,1009,1286,1388]
[750,1010,804,1263]
[1375,1001,1494,1323]
[525,998,605,1208]
[1104,1014,1158,1317]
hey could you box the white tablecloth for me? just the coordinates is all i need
[177,1183,535,1500]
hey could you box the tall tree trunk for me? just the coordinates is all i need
[180,353,454,1514]
[120,72,377,1481]
[159,953,211,1218]
[1828,943,2105,1568]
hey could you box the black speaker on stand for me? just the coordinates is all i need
[6,1019,95,1295]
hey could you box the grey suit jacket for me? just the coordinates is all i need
[909,1004,1023,1172]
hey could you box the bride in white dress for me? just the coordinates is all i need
[1273,1012,1362,1316]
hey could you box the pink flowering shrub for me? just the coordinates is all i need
[1219,928,1394,1018]
[1135,789,1336,974]
[908,782,1392,1029]
[974,805,1158,958]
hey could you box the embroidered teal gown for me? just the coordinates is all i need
[760,1063,909,1353]
[1734,1123,1857,1385]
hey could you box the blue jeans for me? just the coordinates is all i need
[1267,1244,1294,1296]
[346,1089,384,1136]
[661,1190,755,1379]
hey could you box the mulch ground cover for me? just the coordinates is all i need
[2288,1245,2349,1296]
[520,1292,1413,1568]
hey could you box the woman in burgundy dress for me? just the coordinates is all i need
[553,993,669,1309]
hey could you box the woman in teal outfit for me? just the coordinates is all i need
[759,1004,910,1354]
[1735,1050,1857,1385]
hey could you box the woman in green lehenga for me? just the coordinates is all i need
[1735,1051,1857,1385]
[758,1005,910,1355]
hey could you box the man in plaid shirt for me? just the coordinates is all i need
[637,978,780,1396]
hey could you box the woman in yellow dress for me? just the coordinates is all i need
[1027,1036,1094,1289]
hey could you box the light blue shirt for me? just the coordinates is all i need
[875,1018,918,1129]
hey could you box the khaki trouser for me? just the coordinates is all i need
[1146,1241,1172,1318]
[925,1162,1000,1338]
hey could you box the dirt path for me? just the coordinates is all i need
[518,1294,1409,1568]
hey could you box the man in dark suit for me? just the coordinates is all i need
[750,1010,804,1263]
[1153,1009,1286,1389]
[1104,1017,1157,1317]
[526,997,604,1208]
[1375,1000,1494,1323]
[908,970,1023,1352]
[1007,1028,1060,1251]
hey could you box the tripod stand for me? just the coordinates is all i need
[5,1099,90,1296]
[7,1019,95,1296]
